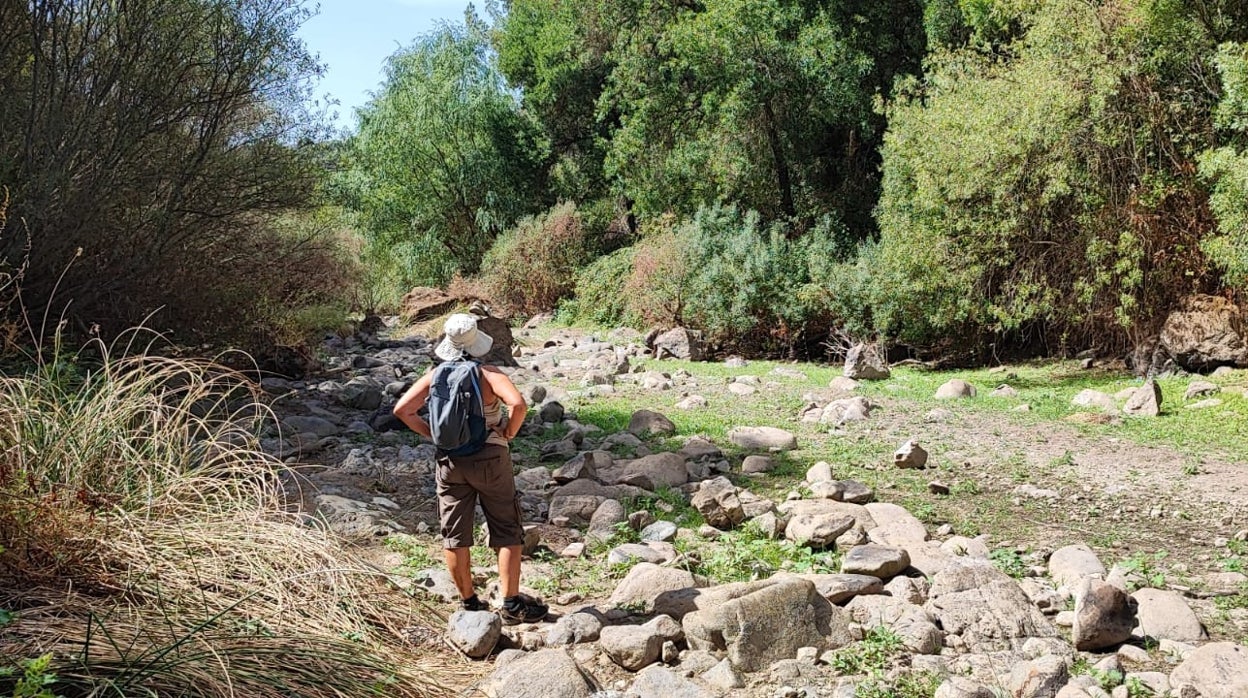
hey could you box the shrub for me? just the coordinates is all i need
[557,246,637,327]
[622,214,693,327]
[0,341,466,696]
[480,202,590,315]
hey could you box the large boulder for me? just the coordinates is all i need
[399,286,458,322]
[1170,642,1248,698]
[843,343,891,380]
[1132,588,1207,642]
[608,563,701,615]
[681,577,852,672]
[615,452,689,490]
[1159,294,1248,370]
[466,310,519,367]
[652,327,707,361]
[473,648,595,698]
[925,559,1061,653]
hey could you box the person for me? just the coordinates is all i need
[392,313,548,624]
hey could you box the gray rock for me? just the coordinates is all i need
[653,327,706,362]
[641,520,679,542]
[690,477,746,529]
[990,384,1019,398]
[601,624,664,671]
[792,573,885,604]
[550,495,605,528]
[1170,642,1248,698]
[819,396,874,425]
[935,379,977,399]
[1006,655,1069,698]
[728,426,797,451]
[925,559,1061,653]
[841,544,911,579]
[1132,588,1207,642]
[935,676,997,698]
[806,461,834,483]
[608,543,668,566]
[894,440,929,469]
[609,563,700,616]
[1072,389,1118,413]
[625,665,714,698]
[1049,544,1106,591]
[629,510,657,531]
[701,658,745,690]
[751,511,786,539]
[629,409,677,436]
[843,343,891,380]
[742,455,776,474]
[682,577,852,673]
[474,647,594,698]
[447,610,502,659]
[1159,294,1248,371]
[1073,577,1137,651]
[1123,380,1162,417]
[616,452,689,490]
[539,401,566,423]
[838,480,875,504]
[331,379,384,410]
[785,510,855,548]
[408,567,460,602]
[282,415,341,438]
[828,376,859,393]
[675,395,707,409]
[546,612,604,646]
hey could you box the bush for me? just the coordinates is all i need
[557,246,637,327]
[480,202,590,315]
[621,215,693,327]
[0,344,465,696]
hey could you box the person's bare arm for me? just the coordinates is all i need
[482,367,527,440]
[393,370,434,438]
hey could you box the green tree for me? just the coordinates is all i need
[338,15,547,287]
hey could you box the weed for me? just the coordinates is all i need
[989,548,1029,578]
[383,534,436,571]
[828,626,904,676]
[0,654,59,698]
[951,480,982,496]
[695,525,839,583]
[1118,551,1168,590]
[854,671,942,698]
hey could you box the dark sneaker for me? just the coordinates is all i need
[498,594,548,625]
[461,595,488,612]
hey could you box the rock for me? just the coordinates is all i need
[1006,655,1069,698]
[894,440,929,469]
[728,382,757,396]
[629,409,677,436]
[641,520,679,542]
[841,545,911,579]
[625,665,715,698]
[608,544,668,566]
[1132,588,1207,642]
[398,286,458,322]
[1126,672,1169,696]
[935,676,997,698]
[752,511,786,539]
[546,612,604,645]
[447,610,502,659]
[609,563,700,616]
[679,436,723,461]
[1073,578,1137,651]
[282,415,341,438]
[629,510,656,531]
[925,559,1061,653]
[587,499,627,540]
[653,327,707,361]
[742,455,776,474]
[1184,380,1220,400]
[785,509,855,548]
[601,624,664,670]
[474,647,594,698]
[793,573,885,604]
[408,567,460,602]
[539,401,566,423]
[885,575,930,605]
[806,461,834,483]
[690,477,746,529]
[843,343,891,380]
[1170,642,1248,698]
[617,452,689,490]
[560,542,585,558]
[552,451,610,484]
[940,536,990,559]
[1187,397,1223,409]
[990,384,1019,398]
[935,379,977,399]
[817,396,874,425]
[1123,379,1162,417]
[675,395,707,409]
[1072,390,1117,413]
[839,480,875,504]
[828,376,860,392]
[682,577,852,673]
[1049,544,1106,591]
[929,481,951,495]
[702,659,745,691]
[728,426,798,451]
[1159,294,1248,371]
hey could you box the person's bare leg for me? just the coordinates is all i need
[444,548,474,599]
[498,545,522,598]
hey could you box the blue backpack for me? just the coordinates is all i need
[428,360,490,457]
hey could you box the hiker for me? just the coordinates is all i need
[392,313,548,624]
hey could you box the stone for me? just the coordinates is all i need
[681,577,852,673]
[608,563,700,616]
[885,575,930,605]
[701,659,745,691]
[1187,397,1223,409]
[990,384,1019,398]
[408,568,460,602]
[587,499,628,540]
[690,476,746,529]
[679,436,723,461]
[473,647,594,698]
[742,455,776,474]
[752,511,786,539]
[539,401,566,423]
[843,343,890,380]
[785,510,855,548]
[728,426,798,451]
[940,536,990,559]
[1184,380,1220,400]
[600,624,664,670]
[1159,294,1248,371]
[929,481,951,495]
[560,542,585,558]
[1170,642,1248,698]
[1131,588,1207,642]
[1049,544,1107,591]
[808,480,845,500]
[819,396,874,425]
[675,395,707,409]
[447,610,502,659]
[552,451,609,484]
[839,480,875,504]
[894,440,929,469]
[1126,672,1168,696]
[1123,380,1162,417]
[935,677,996,698]
[546,612,604,645]
[1073,578,1137,651]
[828,376,860,392]
[653,327,707,361]
[629,510,656,531]
[641,520,679,542]
[616,452,689,490]
[608,544,667,566]
[841,544,911,579]
[935,379,977,399]
[398,286,457,322]
[629,409,677,436]
[793,573,885,604]
[625,665,715,698]
[1006,655,1069,698]
[1072,390,1117,413]
[282,415,341,438]
[925,559,1061,653]
[806,461,834,483]
[728,382,757,396]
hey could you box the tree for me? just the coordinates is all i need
[338,15,547,287]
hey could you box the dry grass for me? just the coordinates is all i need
[0,338,473,696]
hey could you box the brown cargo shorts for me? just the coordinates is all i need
[435,444,523,549]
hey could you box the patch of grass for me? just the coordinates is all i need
[989,548,1029,578]
[623,486,705,529]
[855,671,943,698]
[828,626,905,676]
[384,534,437,572]
[694,524,840,583]
[1118,551,1169,590]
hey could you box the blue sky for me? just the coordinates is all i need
[298,0,474,133]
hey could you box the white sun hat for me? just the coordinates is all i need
[435,313,494,361]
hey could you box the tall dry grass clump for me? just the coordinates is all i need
[0,342,468,696]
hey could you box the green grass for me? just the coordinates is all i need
[692,523,840,583]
